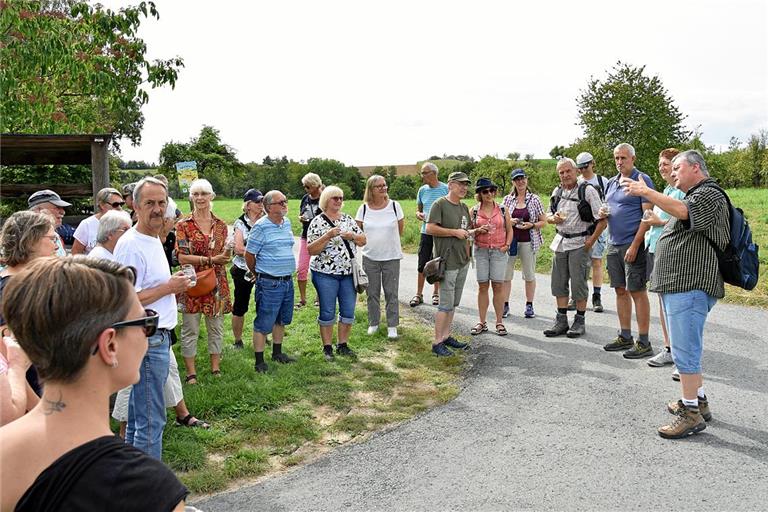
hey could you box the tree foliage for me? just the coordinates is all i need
[0,0,183,146]
[575,62,691,184]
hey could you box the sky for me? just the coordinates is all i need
[101,0,768,167]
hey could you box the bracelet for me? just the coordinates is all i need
[208,256,212,265]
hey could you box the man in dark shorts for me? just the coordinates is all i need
[413,162,449,307]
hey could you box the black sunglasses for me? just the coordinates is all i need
[91,308,159,355]
[109,201,126,208]
[480,188,497,194]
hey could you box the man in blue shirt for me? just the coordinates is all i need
[245,190,297,373]
[602,143,656,358]
[413,162,449,308]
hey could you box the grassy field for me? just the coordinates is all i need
[180,188,767,308]
[157,284,464,495]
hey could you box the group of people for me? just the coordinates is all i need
[0,143,730,508]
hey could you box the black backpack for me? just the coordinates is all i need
[704,183,760,291]
[550,182,598,237]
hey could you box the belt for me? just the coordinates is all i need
[254,272,292,281]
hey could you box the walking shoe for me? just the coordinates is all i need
[443,336,469,350]
[524,304,535,318]
[233,339,244,349]
[567,298,576,311]
[254,361,268,373]
[566,315,586,338]
[667,397,712,422]
[503,302,510,319]
[272,353,296,364]
[592,294,603,313]
[647,349,674,367]
[658,405,707,439]
[336,344,357,357]
[603,335,634,351]
[387,327,398,339]
[323,350,335,362]
[671,366,680,381]
[623,342,653,359]
[543,313,569,337]
[367,325,379,335]
[432,342,454,357]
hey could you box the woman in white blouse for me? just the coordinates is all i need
[355,175,404,339]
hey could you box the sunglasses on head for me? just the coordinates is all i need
[109,201,126,208]
[92,308,159,355]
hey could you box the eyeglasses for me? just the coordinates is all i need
[374,184,388,189]
[480,189,496,195]
[91,308,159,355]
[331,196,344,201]
[268,200,288,207]
[513,177,527,181]
[109,201,126,209]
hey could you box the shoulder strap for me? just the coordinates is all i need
[550,186,564,213]
[363,204,367,219]
[471,204,479,225]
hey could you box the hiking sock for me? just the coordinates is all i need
[337,342,349,350]
[323,345,334,355]
[682,397,699,409]
[272,343,282,356]
[504,301,509,308]
[557,307,568,315]
[663,346,671,353]
[620,329,632,340]
[576,310,586,317]
[593,286,601,295]
[255,351,265,365]
[697,387,706,400]
[638,333,650,346]
[526,301,533,307]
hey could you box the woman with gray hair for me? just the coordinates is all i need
[71,187,125,255]
[89,210,133,260]
[297,172,324,308]
[175,178,232,383]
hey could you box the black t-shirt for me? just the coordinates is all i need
[299,194,322,239]
[16,435,187,512]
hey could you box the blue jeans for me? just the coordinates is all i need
[126,329,171,460]
[253,277,294,333]
[661,290,717,374]
[311,271,356,326]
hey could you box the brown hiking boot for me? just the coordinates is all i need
[667,397,712,422]
[658,404,707,439]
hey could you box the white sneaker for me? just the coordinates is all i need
[671,366,680,381]
[647,349,674,367]
[367,325,379,335]
[387,327,398,339]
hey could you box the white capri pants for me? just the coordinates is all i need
[504,241,537,282]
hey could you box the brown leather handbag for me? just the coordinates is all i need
[187,268,216,297]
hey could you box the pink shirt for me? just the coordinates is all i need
[473,203,506,249]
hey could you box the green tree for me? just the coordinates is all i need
[549,146,566,159]
[576,61,691,185]
[0,0,183,146]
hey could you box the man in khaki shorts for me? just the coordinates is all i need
[426,172,486,356]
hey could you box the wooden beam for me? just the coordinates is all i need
[91,138,110,212]
[0,183,93,198]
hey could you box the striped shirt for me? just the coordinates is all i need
[417,182,449,234]
[502,191,545,253]
[245,216,296,277]
[649,179,729,298]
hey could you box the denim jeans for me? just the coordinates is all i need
[661,290,717,374]
[126,329,171,460]
[311,271,356,326]
[253,277,294,333]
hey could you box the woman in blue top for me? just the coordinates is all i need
[644,148,686,373]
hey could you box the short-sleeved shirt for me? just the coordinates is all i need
[604,169,656,246]
[649,179,730,298]
[645,185,685,253]
[427,196,471,271]
[73,215,100,254]
[417,182,449,234]
[114,227,177,329]
[232,214,260,271]
[88,245,115,261]
[355,200,404,261]
[548,184,602,253]
[245,216,296,277]
[15,435,187,512]
[300,194,322,239]
[307,213,363,275]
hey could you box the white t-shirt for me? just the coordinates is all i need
[73,215,100,254]
[114,227,177,329]
[88,245,114,261]
[355,200,404,261]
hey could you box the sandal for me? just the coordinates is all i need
[184,374,197,385]
[294,300,307,310]
[496,323,508,336]
[313,298,319,307]
[432,293,440,306]
[211,369,221,377]
[409,294,424,307]
[176,414,211,429]
[470,322,488,335]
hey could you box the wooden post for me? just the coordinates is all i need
[91,136,110,213]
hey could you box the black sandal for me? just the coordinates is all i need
[176,414,210,429]
[184,374,197,384]
[409,294,424,307]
